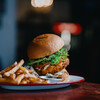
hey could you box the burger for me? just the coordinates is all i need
[27,34,70,82]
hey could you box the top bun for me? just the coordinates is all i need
[27,34,64,59]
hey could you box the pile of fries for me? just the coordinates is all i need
[0,59,47,85]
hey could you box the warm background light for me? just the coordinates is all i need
[53,23,82,35]
[31,0,53,7]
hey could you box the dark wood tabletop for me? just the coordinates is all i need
[0,82,100,100]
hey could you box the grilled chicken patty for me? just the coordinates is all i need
[34,58,69,75]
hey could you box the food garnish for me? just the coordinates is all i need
[28,48,69,66]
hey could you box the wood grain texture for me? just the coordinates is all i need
[0,82,100,100]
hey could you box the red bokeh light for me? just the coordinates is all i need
[53,23,82,35]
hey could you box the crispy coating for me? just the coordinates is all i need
[34,58,69,75]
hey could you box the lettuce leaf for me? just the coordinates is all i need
[27,48,69,66]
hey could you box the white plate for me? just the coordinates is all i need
[0,75,85,90]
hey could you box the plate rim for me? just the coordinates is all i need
[0,75,85,86]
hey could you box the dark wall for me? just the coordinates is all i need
[0,0,100,83]
[70,0,100,83]
[0,0,17,69]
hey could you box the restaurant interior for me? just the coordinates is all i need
[0,0,100,85]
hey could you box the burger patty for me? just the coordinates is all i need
[34,58,69,75]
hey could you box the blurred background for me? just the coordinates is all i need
[0,0,100,83]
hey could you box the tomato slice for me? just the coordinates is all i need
[35,62,49,68]
[43,62,49,66]
[35,64,43,68]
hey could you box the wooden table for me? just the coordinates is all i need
[0,82,100,100]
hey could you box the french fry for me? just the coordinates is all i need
[9,74,16,80]
[29,77,40,83]
[14,74,24,84]
[28,67,35,73]
[24,74,36,78]
[28,70,34,74]
[0,59,47,84]
[24,69,37,78]
[21,79,27,84]
[4,59,24,77]
[0,78,8,83]
[0,62,17,75]
[41,80,47,83]
[17,66,26,74]
[20,66,26,71]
